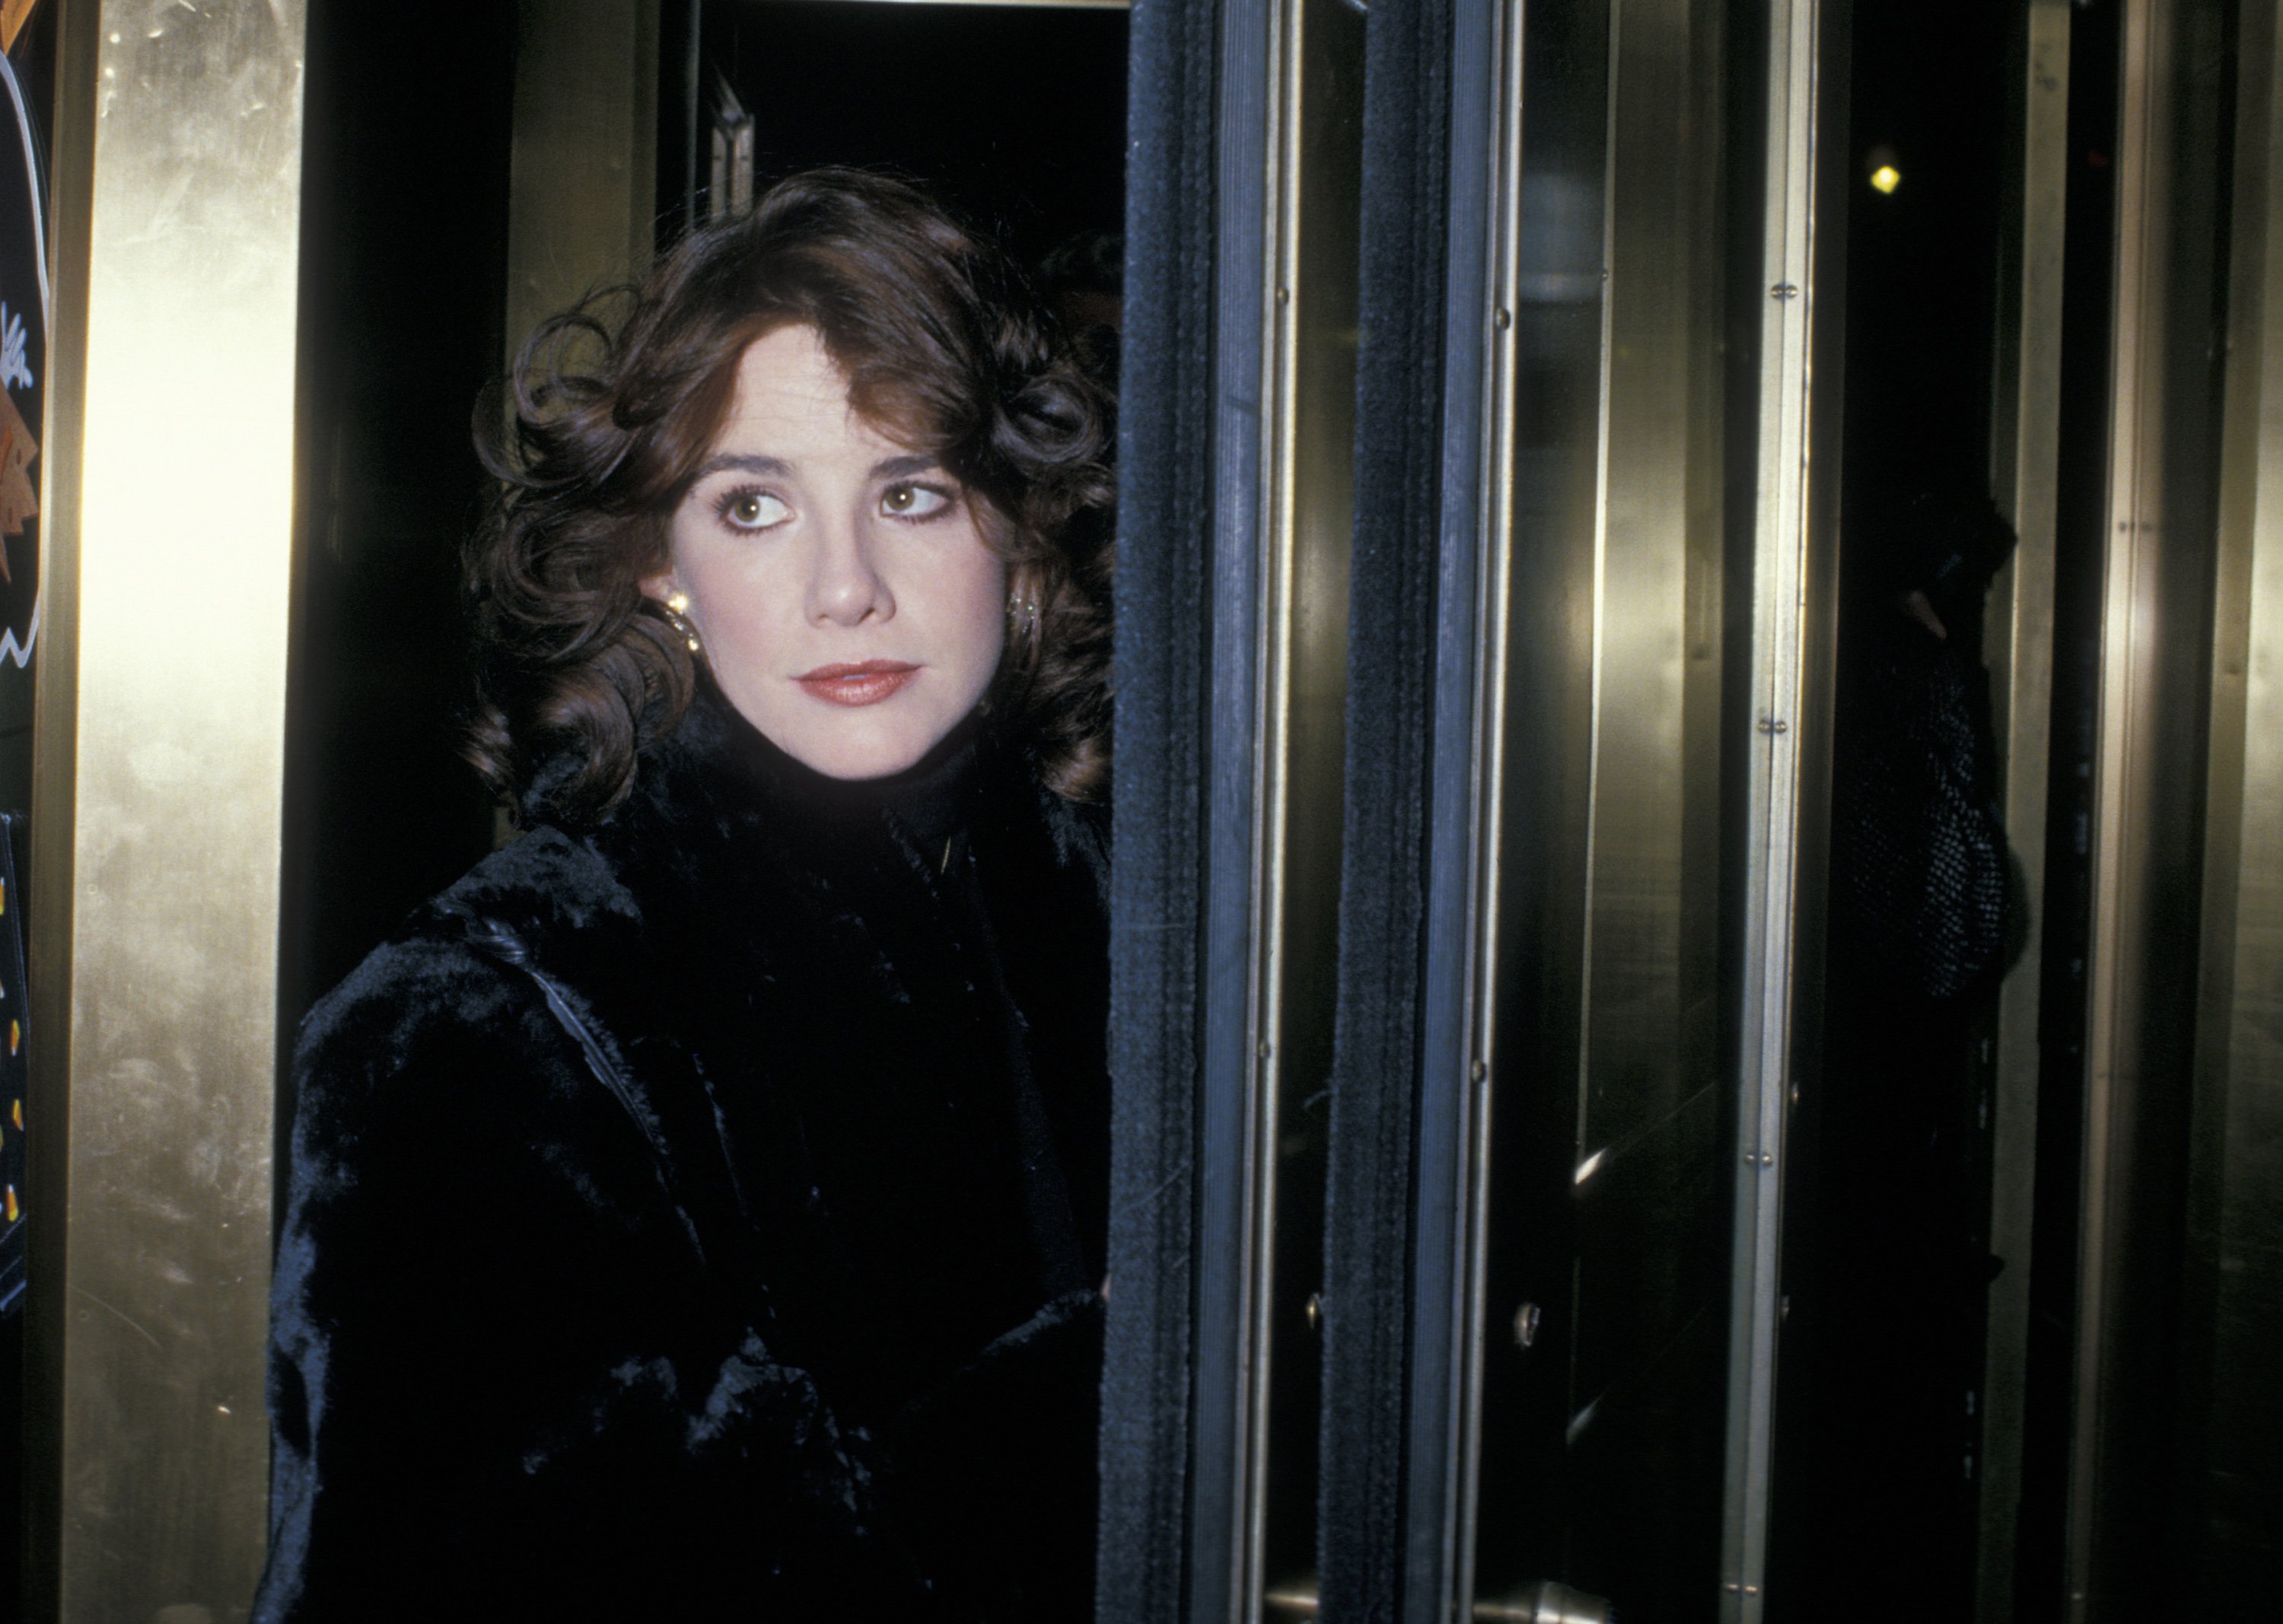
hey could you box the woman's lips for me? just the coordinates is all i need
[794,660,920,707]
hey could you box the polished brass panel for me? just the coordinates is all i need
[1247,0,1362,1610]
[504,0,660,367]
[2074,0,2236,1612]
[1973,5,2068,1616]
[25,1,307,1619]
[2186,2,2283,1605]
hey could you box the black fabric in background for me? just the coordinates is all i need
[1097,1,1221,1619]
[1317,0,1457,1616]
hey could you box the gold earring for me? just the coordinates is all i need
[1008,588,1040,640]
[661,591,702,655]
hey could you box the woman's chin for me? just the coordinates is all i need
[766,720,945,782]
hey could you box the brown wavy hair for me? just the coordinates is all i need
[466,168,1115,825]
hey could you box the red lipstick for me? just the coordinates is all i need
[794,659,919,707]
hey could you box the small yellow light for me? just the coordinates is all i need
[1871,164,1902,195]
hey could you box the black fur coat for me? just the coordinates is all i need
[252,681,1110,1621]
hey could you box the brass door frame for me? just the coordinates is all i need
[25,2,309,1619]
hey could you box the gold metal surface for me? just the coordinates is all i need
[504,0,660,368]
[1244,0,1362,1610]
[25,0,307,1618]
[1973,5,2068,1616]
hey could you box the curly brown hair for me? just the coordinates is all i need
[466,168,1115,824]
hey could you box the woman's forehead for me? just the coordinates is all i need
[712,325,920,466]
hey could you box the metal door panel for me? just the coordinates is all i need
[1468,0,1613,1601]
[1466,0,1740,1617]
[2180,2,2283,1610]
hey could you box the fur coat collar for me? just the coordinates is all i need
[254,681,1110,1621]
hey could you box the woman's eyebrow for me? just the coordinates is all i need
[873,453,940,479]
[692,452,791,479]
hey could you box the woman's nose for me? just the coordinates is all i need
[804,517,893,626]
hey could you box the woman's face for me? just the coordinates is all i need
[647,324,1008,780]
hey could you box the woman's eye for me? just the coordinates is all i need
[718,489,789,531]
[880,482,952,520]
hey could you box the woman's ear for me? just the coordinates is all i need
[638,572,675,607]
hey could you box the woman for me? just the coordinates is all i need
[253,170,1115,1621]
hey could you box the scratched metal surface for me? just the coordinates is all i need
[27,1,306,1618]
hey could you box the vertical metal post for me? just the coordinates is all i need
[1244,0,1367,1612]
[1229,0,1299,1613]
[2070,4,2157,1589]
[25,1,307,1619]
[1189,0,1278,1613]
[1719,1,1823,1618]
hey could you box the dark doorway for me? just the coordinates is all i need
[676,1,1129,288]
[282,2,518,1031]
[1774,0,2017,1619]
